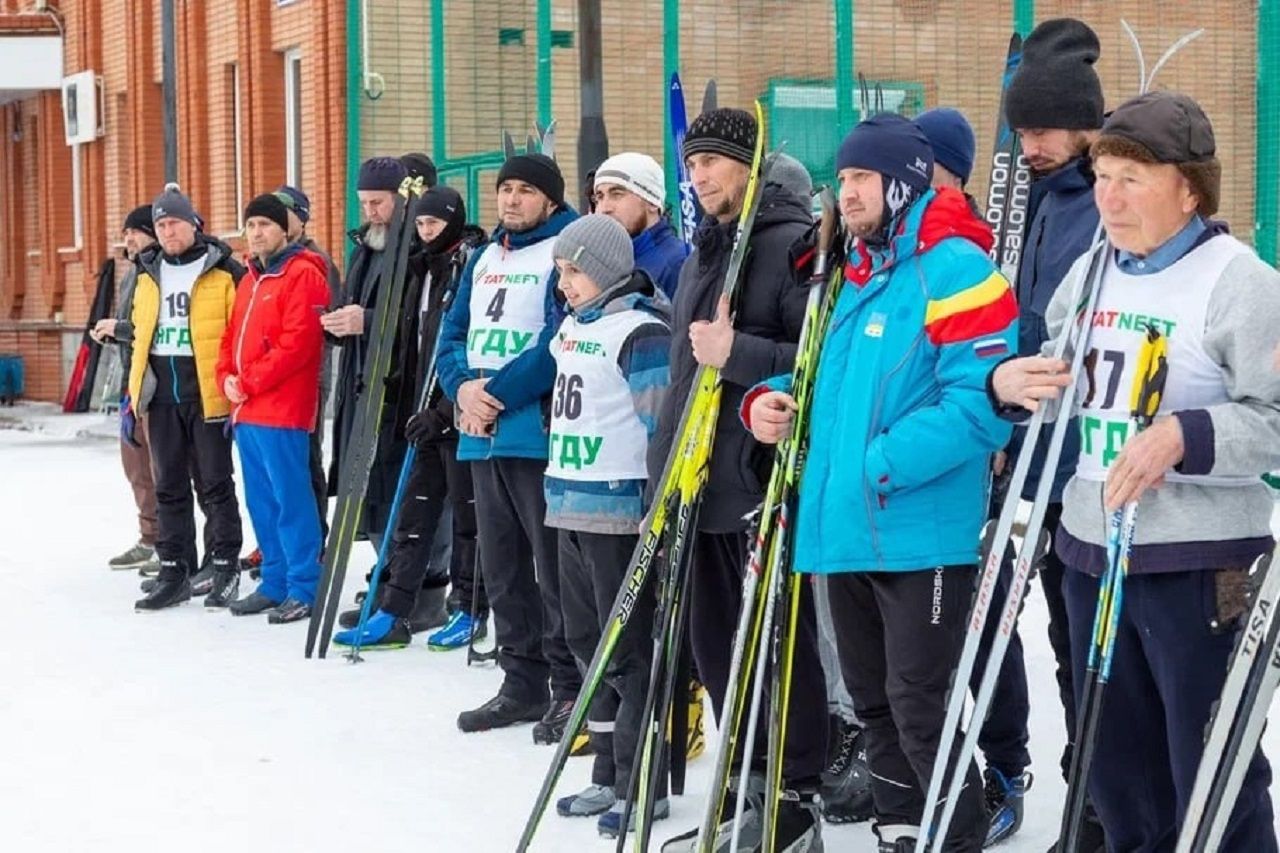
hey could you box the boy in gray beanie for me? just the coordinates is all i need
[545,213,675,837]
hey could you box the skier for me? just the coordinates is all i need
[591,152,688,298]
[745,114,1018,852]
[217,193,330,622]
[650,107,826,853]
[994,18,1108,849]
[92,205,161,573]
[543,214,673,836]
[128,183,244,611]
[435,152,582,737]
[916,104,1036,848]
[323,157,412,554]
[988,90,1279,853]
[273,184,340,546]
[331,185,489,650]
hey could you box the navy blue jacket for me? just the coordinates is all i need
[633,218,688,300]
[1008,156,1099,502]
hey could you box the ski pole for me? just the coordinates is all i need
[1059,326,1168,850]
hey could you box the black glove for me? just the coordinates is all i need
[405,407,453,446]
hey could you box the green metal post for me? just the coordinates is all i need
[1013,0,1034,37]
[834,1,855,132]
[664,0,679,211]
[345,0,363,242]
[1257,0,1279,264]
[537,0,552,126]
[431,0,447,166]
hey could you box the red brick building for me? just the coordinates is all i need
[0,0,346,401]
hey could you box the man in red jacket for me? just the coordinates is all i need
[217,193,331,624]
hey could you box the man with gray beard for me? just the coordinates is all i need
[323,156,410,551]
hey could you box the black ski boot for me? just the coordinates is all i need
[874,823,922,853]
[229,589,281,616]
[458,693,548,733]
[203,564,240,608]
[339,587,385,629]
[660,771,764,853]
[190,555,217,596]
[135,563,191,611]
[821,715,873,824]
[268,598,311,624]
[774,787,824,852]
[408,585,449,633]
[1046,804,1106,853]
[532,698,575,745]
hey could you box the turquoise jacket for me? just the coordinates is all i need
[743,188,1018,573]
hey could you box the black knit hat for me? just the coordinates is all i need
[244,193,290,232]
[122,204,156,238]
[496,153,565,208]
[400,152,439,188]
[413,185,465,224]
[1005,18,1105,131]
[683,107,757,166]
[358,156,408,192]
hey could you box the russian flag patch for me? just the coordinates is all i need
[973,338,1009,359]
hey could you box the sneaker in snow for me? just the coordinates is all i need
[984,768,1031,847]
[533,699,575,745]
[134,577,191,611]
[267,598,312,624]
[556,784,616,818]
[821,715,873,824]
[203,568,240,608]
[599,797,671,839]
[457,693,548,733]
[109,541,155,570]
[229,589,281,616]
[331,610,412,649]
[427,609,486,650]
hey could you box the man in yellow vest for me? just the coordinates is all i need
[128,183,245,612]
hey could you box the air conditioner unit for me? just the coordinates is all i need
[61,70,103,145]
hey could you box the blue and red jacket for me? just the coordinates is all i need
[216,243,331,431]
[742,188,1018,573]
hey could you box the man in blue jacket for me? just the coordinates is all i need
[746,115,1018,852]
[592,152,688,299]
[436,153,582,737]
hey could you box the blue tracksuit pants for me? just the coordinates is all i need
[236,424,322,605]
[1064,567,1277,852]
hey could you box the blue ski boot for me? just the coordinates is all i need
[331,609,412,649]
[427,609,486,650]
[984,767,1032,847]
[598,797,670,838]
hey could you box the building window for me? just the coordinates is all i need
[284,48,302,187]
[231,62,244,228]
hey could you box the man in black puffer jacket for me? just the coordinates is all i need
[650,107,828,853]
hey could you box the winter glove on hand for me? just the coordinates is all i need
[120,396,141,448]
[405,407,454,447]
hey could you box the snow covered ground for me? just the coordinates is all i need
[2,422,1278,852]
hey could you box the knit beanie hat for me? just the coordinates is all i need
[244,193,291,233]
[594,152,666,208]
[682,108,757,166]
[497,153,565,208]
[358,156,408,192]
[122,204,156,238]
[1005,18,1105,131]
[915,108,977,184]
[1091,91,1221,216]
[553,214,635,289]
[836,114,934,193]
[413,185,468,254]
[273,185,311,223]
[400,152,439,188]
[768,152,813,201]
[152,183,199,227]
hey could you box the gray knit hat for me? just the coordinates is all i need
[553,214,634,288]
[152,182,198,227]
[768,152,813,201]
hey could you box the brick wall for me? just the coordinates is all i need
[0,0,347,403]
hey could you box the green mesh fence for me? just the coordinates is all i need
[351,1,1279,265]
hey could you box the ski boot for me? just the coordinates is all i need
[267,598,311,624]
[821,715,873,824]
[190,556,217,596]
[229,588,280,616]
[240,547,263,580]
[984,767,1032,847]
[407,585,449,634]
[457,693,548,733]
[661,770,765,853]
[203,562,240,608]
[134,563,191,611]
[556,784,616,818]
[332,610,412,649]
[533,699,575,745]
[687,679,707,761]
[599,797,671,839]
[426,609,487,650]
[874,823,921,853]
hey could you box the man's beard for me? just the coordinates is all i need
[365,223,388,251]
